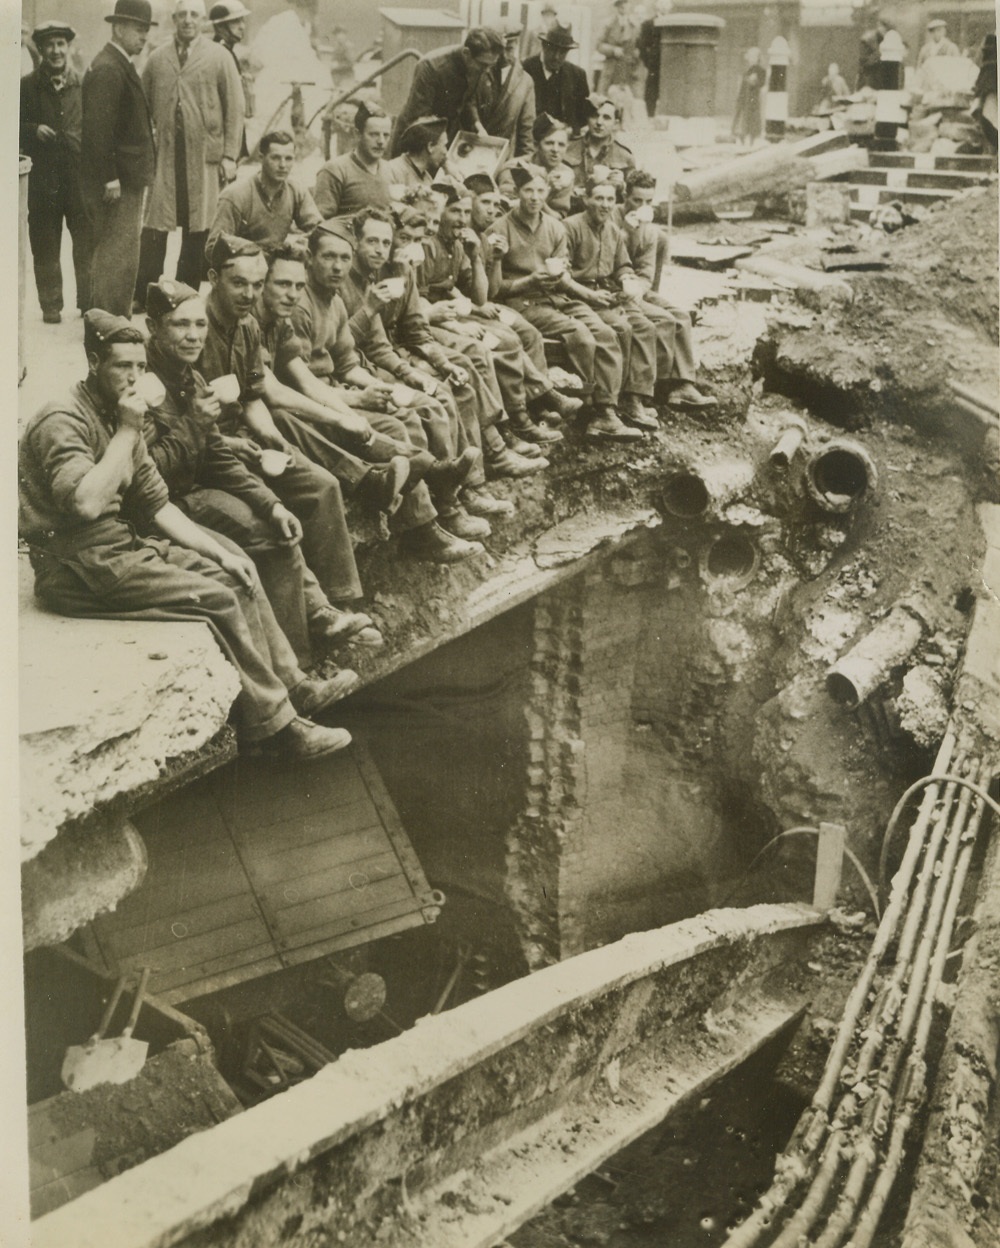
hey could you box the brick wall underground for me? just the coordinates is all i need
[506,528,772,965]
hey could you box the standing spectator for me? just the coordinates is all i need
[389,28,504,157]
[972,34,997,152]
[731,47,766,145]
[477,23,537,158]
[637,0,671,119]
[207,129,320,257]
[314,102,395,219]
[816,62,850,111]
[596,0,640,94]
[209,1,257,159]
[81,0,156,319]
[917,20,960,68]
[523,24,591,135]
[857,16,891,90]
[136,0,244,307]
[20,20,90,324]
[328,25,355,91]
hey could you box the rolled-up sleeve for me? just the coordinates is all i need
[29,411,101,513]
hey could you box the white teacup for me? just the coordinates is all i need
[383,276,406,299]
[259,449,293,477]
[622,276,645,298]
[397,242,426,265]
[210,374,241,404]
[487,233,509,254]
[496,306,517,326]
[544,257,566,276]
[390,382,417,407]
[132,372,166,408]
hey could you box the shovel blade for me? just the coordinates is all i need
[61,1037,150,1093]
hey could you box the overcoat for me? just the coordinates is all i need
[81,43,155,192]
[142,35,243,232]
[390,45,488,156]
[477,61,536,157]
[522,55,590,135]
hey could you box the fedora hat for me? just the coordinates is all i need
[540,23,578,50]
[209,1,250,22]
[105,0,157,26]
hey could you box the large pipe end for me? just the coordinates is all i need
[769,418,808,469]
[701,530,760,586]
[662,471,710,519]
[805,440,878,513]
[825,668,862,708]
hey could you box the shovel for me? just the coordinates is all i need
[61,967,151,1093]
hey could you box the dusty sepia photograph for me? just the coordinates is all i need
[10,0,1000,1245]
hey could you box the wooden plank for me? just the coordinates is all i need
[209,753,367,830]
[268,873,415,943]
[280,905,431,967]
[96,892,264,959]
[155,950,285,1001]
[353,743,435,900]
[813,822,846,912]
[257,851,401,912]
[237,828,390,888]
[108,853,250,923]
[233,799,381,855]
[100,913,273,978]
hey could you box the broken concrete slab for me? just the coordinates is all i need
[19,555,241,862]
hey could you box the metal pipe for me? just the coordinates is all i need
[769,418,807,468]
[825,600,929,709]
[947,378,999,418]
[805,439,878,512]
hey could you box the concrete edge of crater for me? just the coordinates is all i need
[30,902,821,1248]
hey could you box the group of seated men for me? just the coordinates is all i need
[20,74,714,761]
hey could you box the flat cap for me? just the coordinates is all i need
[926,18,947,29]
[313,217,356,247]
[209,1,250,21]
[146,278,201,318]
[532,112,567,141]
[32,20,77,45]
[207,232,263,270]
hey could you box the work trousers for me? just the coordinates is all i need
[27,169,91,315]
[511,296,623,407]
[29,531,304,742]
[135,227,208,306]
[175,485,328,667]
[362,404,437,531]
[83,182,145,319]
[445,316,551,416]
[640,296,697,384]
[500,309,554,404]
[253,416,363,603]
[588,299,657,399]
[395,346,494,488]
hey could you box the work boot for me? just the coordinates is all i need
[360,456,410,514]
[667,382,717,409]
[487,446,549,478]
[499,423,545,458]
[509,409,565,445]
[438,505,492,541]
[263,717,352,759]
[399,521,484,563]
[346,626,385,650]
[423,446,481,494]
[462,485,516,518]
[534,389,584,420]
[619,393,660,431]
[309,607,377,648]
[289,669,361,717]
[585,407,644,441]
[42,309,62,325]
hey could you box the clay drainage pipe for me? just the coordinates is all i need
[701,531,760,586]
[661,470,710,518]
[825,600,929,709]
[769,416,808,469]
[805,440,878,513]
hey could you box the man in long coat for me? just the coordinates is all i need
[20,20,91,322]
[477,23,536,158]
[523,24,590,136]
[80,0,156,318]
[136,0,243,306]
[389,28,504,157]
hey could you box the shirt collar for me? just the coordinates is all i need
[351,151,382,175]
[206,288,244,336]
[108,39,135,63]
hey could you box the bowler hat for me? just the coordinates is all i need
[540,23,578,50]
[209,1,250,21]
[32,20,77,45]
[105,0,157,27]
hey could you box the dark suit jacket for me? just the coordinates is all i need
[20,67,83,196]
[522,55,590,135]
[390,45,486,157]
[81,43,155,190]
